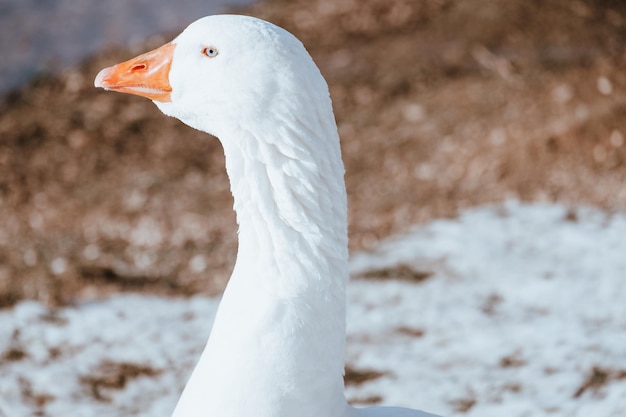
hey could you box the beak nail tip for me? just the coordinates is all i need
[94,67,109,88]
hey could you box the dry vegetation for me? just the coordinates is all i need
[1,0,625,306]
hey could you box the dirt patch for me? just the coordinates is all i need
[1,329,28,364]
[499,352,527,369]
[396,326,426,338]
[17,377,55,412]
[348,394,384,406]
[344,365,387,386]
[2,0,626,305]
[451,396,477,413]
[573,366,626,398]
[355,263,434,282]
[2,347,28,363]
[80,361,162,402]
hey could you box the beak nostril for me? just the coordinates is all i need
[131,63,147,72]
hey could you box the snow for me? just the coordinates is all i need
[1,201,625,417]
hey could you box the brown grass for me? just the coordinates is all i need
[2,0,626,305]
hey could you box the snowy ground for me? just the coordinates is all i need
[1,201,625,417]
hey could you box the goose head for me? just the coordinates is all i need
[95,15,329,139]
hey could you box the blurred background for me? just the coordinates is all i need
[1,0,626,415]
[2,0,626,306]
[0,0,255,96]
[0,0,624,290]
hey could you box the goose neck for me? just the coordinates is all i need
[172,124,351,417]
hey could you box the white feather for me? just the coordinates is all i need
[106,14,440,417]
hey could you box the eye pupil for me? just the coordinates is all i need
[203,47,218,57]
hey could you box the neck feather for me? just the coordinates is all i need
[172,106,350,417]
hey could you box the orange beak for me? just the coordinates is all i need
[94,43,175,102]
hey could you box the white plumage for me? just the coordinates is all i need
[95,14,439,417]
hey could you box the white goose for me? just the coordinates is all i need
[95,14,440,417]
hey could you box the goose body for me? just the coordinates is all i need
[95,14,439,417]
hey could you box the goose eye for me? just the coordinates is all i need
[202,46,218,58]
